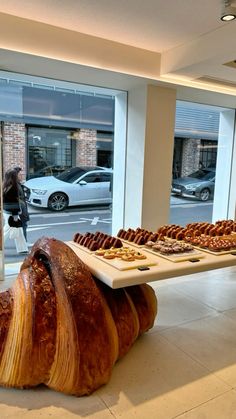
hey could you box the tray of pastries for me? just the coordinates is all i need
[186,235,236,255]
[72,231,157,270]
[94,246,157,270]
[117,228,161,247]
[73,231,123,253]
[144,238,205,262]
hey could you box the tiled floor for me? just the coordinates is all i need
[1,266,236,418]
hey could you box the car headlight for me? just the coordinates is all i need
[185,184,200,190]
[32,189,47,195]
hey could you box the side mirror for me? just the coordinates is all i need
[79,180,87,185]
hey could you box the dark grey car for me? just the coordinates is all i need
[172,168,215,201]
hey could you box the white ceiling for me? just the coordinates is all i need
[0,0,226,52]
[0,0,236,92]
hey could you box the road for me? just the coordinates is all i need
[170,195,213,225]
[4,198,213,264]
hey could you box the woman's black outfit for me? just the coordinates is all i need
[18,183,30,241]
[3,185,21,215]
[3,184,29,240]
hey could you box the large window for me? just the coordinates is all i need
[170,101,235,226]
[0,71,125,273]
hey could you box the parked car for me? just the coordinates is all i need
[171,168,215,201]
[24,166,112,211]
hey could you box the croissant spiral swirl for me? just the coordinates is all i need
[0,237,157,396]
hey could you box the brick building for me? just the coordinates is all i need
[2,122,104,180]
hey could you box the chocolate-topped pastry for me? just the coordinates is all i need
[101,238,112,249]
[148,233,158,242]
[94,231,101,239]
[113,238,123,248]
[77,235,85,244]
[127,228,135,234]
[79,236,88,246]
[88,240,99,251]
[83,237,92,248]
[127,232,136,241]
[74,232,83,242]
[97,232,106,241]
[123,231,131,240]
[84,232,93,238]
[133,234,143,244]
[135,228,144,234]
[117,229,126,238]
[143,233,152,242]
[135,235,146,245]
[97,238,105,249]
[109,236,116,246]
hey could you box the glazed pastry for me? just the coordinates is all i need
[0,238,157,396]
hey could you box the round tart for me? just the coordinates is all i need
[134,252,147,260]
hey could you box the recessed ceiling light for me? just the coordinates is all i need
[221,1,236,21]
[221,13,236,21]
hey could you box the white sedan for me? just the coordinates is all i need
[24,166,112,211]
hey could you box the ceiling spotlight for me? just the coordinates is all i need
[221,0,236,21]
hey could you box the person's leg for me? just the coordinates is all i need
[15,228,28,253]
[3,212,11,242]
[22,221,27,241]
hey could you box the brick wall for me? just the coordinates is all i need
[181,138,201,177]
[3,122,27,180]
[75,129,97,166]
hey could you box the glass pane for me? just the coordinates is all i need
[28,127,73,179]
[1,73,120,279]
[170,101,235,226]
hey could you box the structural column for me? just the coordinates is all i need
[121,84,176,232]
[213,109,235,222]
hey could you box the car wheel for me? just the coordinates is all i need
[48,192,69,211]
[199,188,210,201]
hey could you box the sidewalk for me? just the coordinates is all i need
[170,195,213,206]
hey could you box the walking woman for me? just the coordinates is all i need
[3,169,28,254]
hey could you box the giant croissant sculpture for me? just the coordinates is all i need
[0,237,157,396]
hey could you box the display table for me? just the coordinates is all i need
[66,241,236,289]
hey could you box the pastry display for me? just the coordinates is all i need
[155,220,236,243]
[95,246,147,261]
[74,231,123,251]
[117,228,152,244]
[0,237,157,396]
[145,238,194,255]
[117,228,163,245]
[188,236,236,252]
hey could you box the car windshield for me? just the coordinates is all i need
[56,168,87,183]
[188,169,214,181]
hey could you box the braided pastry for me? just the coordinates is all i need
[0,237,157,396]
